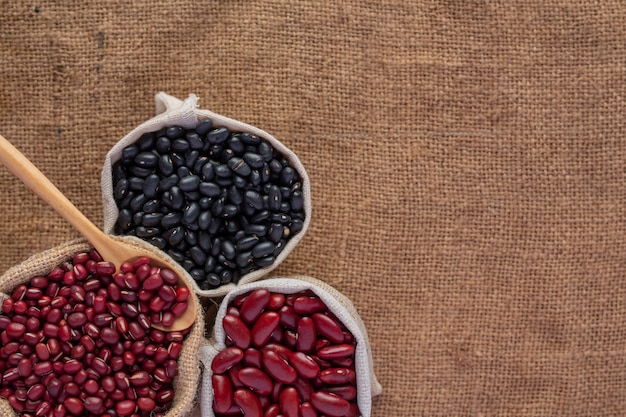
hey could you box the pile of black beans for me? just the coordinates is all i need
[112,120,305,290]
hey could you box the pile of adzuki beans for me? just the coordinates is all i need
[0,250,191,417]
[112,120,305,291]
[212,289,359,417]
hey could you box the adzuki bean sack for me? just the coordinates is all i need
[0,236,205,417]
[101,92,311,298]
[199,276,382,417]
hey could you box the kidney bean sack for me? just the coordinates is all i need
[0,237,205,417]
[199,277,382,417]
[101,93,311,298]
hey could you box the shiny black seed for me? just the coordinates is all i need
[252,241,275,258]
[179,175,200,192]
[143,174,160,198]
[135,152,158,168]
[207,127,229,144]
[158,154,174,176]
[114,179,129,200]
[196,119,213,136]
[166,126,184,139]
[243,152,264,169]
[155,136,171,154]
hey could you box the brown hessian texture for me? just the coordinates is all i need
[2,1,626,416]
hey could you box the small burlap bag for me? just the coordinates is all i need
[101,92,312,299]
[0,236,205,417]
[199,276,382,417]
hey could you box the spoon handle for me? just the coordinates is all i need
[0,134,105,244]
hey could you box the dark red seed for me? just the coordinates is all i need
[296,317,316,353]
[237,367,273,395]
[240,289,270,323]
[212,374,233,413]
[234,388,262,417]
[6,322,26,338]
[159,269,178,285]
[279,387,300,417]
[63,397,84,415]
[223,314,251,349]
[116,399,136,416]
[318,368,356,385]
[262,349,297,384]
[211,347,244,374]
[251,311,280,347]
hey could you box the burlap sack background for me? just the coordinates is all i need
[1,2,626,416]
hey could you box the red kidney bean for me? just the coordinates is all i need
[279,386,300,417]
[240,289,270,323]
[324,384,357,401]
[316,344,355,361]
[212,374,233,413]
[212,347,244,374]
[251,312,280,347]
[262,350,297,384]
[288,351,320,379]
[293,296,327,315]
[310,391,350,417]
[244,347,263,368]
[296,317,316,353]
[234,388,263,417]
[318,368,356,385]
[278,305,300,330]
[238,367,274,395]
[311,313,344,344]
[264,403,280,417]
[223,313,251,349]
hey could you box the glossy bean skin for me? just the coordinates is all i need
[212,374,233,413]
[234,388,263,417]
[310,391,350,417]
[223,314,251,349]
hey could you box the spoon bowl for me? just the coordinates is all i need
[0,134,196,331]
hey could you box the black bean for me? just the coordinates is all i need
[135,151,158,168]
[210,237,222,257]
[143,174,160,198]
[218,254,236,269]
[208,144,223,158]
[179,175,200,192]
[182,259,195,272]
[185,229,199,245]
[280,167,297,186]
[198,211,212,230]
[291,190,303,211]
[186,150,200,168]
[118,191,135,209]
[236,251,254,268]
[207,127,229,144]
[227,157,251,177]
[207,273,221,287]
[250,210,270,224]
[130,194,148,213]
[196,119,213,135]
[279,202,291,213]
[208,217,223,235]
[167,249,186,263]
[171,138,189,153]
[268,185,282,211]
[290,218,304,234]
[245,223,267,237]
[160,212,181,229]
[184,190,201,202]
[143,199,161,214]
[177,166,191,179]
[136,226,161,238]
[252,241,275,258]
[158,154,174,176]
[280,186,291,199]
[258,142,273,162]
[215,176,233,187]
[236,235,259,251]
[128,177,144,192]
[155,136,171,154]
[159,174,179,191]
[170,152,185,168]
[137,132,155,150]
[228,185,243,206]
[204,256,217,273]
[249,170,261,186]
[142,213,164,227]
[227,136,245,154]
[133,211,144,226]
[269,159,283,174]
[233,175,247,189]
[190,269,206,282]
[222,204,239,218]
[198,182,221,198]
[201,161,215,181]
[220,270,233,284]
[130,166,153,178]
[244,190,264,210]
[255,255,275,267]
[166,126,184,139]
[222,149,236,162]
[273,239,286,257]
[238,133,261,146]
[189,245,207,266]
[221,240,236,260]
[271,213,290,224]
[186,132,203,150]
[117,209,133,230]
[182,202,200,227]
[214,164,231,178]
[268,223,283,243]
[114,179,129,200]
[163,226,185,246]
[122,145,139,163]
[243,152,264,169]
[261,164,271,183]
[148,236,167,250]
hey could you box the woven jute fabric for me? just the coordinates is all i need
[2,1,626,416]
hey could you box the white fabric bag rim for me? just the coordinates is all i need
[101,92,312,299]
[199,276,382,417]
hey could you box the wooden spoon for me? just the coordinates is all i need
[0,134,196,331]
